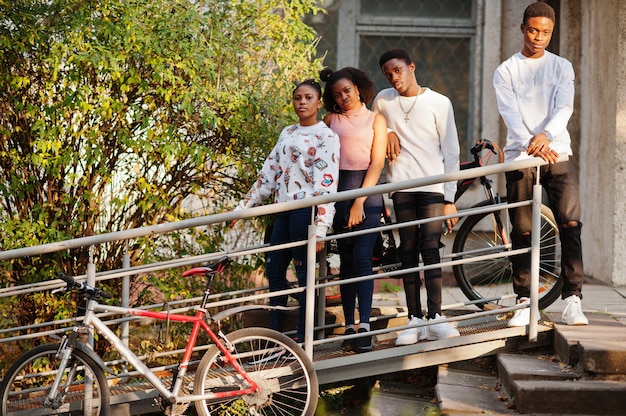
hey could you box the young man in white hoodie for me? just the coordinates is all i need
[493,2,588,327]
[373,48,460,344]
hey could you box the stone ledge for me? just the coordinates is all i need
[436,365,516,415]
[580,340,626,374]
[497,352,578,403]
[551,312,626,370]
[513,379,626,415]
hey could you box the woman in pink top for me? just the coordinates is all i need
[321,67,387,352]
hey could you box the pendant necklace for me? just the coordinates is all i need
[524,55,546,85]
[398,87,422,123]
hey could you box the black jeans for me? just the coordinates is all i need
[505,159,584,299]
[392,192,444,319]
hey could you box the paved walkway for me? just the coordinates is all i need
[541,278,626,318]
[360,277,626,415]
[373,276,626,323]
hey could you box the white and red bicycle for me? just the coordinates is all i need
[0,256,318,416]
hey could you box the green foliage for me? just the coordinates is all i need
[0,0,324,278]
[380,281,403,293]
[0,0,326,366]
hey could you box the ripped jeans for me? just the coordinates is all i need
[506,159,584,299]
[392,192,445,319]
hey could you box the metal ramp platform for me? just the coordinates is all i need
[313,310,553,385]
[105,311,554,415]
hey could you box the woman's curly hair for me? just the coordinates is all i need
[320,67,375,113]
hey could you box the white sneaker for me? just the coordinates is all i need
[395,317,428,346]
[562,295,588,325]
[508,297,535,327]
[427,313,460,340]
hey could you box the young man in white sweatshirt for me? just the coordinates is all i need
[373,48,460,344]
[493,2,588,327]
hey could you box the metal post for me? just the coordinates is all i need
[121,242,131,348]
[529,166,542,342]
[87,246,96,348]
[304,224,317,359]
[316,244,328,341]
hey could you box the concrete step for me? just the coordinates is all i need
[548,311,626,373]
[436,354,626,416]
[497,312,626,415]
[497,352,579,404]
[436,362,516,415]
[512,379,626,415]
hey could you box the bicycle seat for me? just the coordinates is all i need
[182,256,231,277]
[182,267,212,277]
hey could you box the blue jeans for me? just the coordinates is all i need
[333,170,384,326]
[266,208,312,341]
[392,192,444,319]
[505,159,584,299]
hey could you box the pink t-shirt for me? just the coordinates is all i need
[327,103,376,171]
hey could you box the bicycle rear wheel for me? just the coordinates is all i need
[194,327,318,416]
[0,343,110,416]
[452,202,562,310]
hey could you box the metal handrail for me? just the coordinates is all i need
[0,155,555,261]
[0,154,560,355]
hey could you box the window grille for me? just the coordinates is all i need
[308,0,478,157]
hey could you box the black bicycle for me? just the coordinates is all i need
[450,139,562,310]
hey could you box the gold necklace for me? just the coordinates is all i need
[397,87,423,123]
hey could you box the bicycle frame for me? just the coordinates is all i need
[455,139,509,246]
[50,294,261,409]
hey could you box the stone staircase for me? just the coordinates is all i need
[437,311,626,415]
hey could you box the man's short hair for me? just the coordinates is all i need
[379,48,412,69]
[523,2,556,25]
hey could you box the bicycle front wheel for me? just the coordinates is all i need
[194,327,318,416]
[0,343,110,416]
[452,203,562,310]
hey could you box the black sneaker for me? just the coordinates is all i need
[341,327,356,351]
[354,328,372,353]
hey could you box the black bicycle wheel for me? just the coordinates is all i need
[452,201,562,310]
[194,327,318,416]
[0,343,110,416]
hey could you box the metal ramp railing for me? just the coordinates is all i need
[0,156,559,413]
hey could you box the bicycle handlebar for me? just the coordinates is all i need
[57,272,114,299]
[55,256,231,301]
[470,139,497,159]
[58,272,83,290]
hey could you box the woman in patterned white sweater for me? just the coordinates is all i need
[236,79,340,342]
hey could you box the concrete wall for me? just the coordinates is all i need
[579,1,626,285]
[615,2,626,286]
[559,1,581,170]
